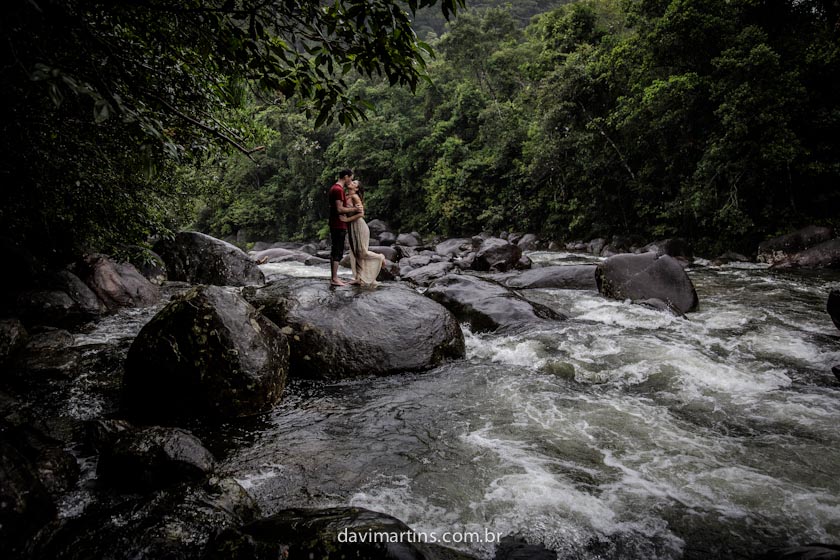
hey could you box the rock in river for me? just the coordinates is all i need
[595,253,699,314]
[154,231,264,287]
[242,279,464,378]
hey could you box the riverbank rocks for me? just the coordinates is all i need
[242,279,464,378]
[770,238,840,269]
[78,254,160,310]
[205,507,475,560]
[123,285,289,422]
[426,274,566,332]
[31,477,259,560]
[396,232,422,247]
[828,290,840,331]
[595,253,699,314]
[494,265,598,290]
[402,261,456,286]
[14,269,107,328]
[472,238,523,272]
[435,238,472,258]
[367,219,391,239]
[98,425,215,492]
[0,319,28,366]
[641,238,693,261]
[757,226,834,266]
[154,231,265,286]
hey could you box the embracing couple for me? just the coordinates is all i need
[328,169,387,287]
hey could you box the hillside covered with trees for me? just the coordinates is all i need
[196,0,840,255]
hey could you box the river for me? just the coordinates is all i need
[69,252,840,559]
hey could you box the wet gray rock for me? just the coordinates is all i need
[396,232,422,247]
[31,477,258,560]
[495,535,557,560]
[771,238,840,269]
[12,328,79,378]
[78,254,160,310]
[154,231,264,287]
[367,219,391,239]
[15,269,107,327]
[589,238,607,255]
[641,238,693,261]
[369,246,398,262]
[2,422,80,495]
[757,226,834,266]
[517,233,539,251]
[496,265,597,290]
[123,285,289,422]
[514,255,533,270]
[205,507,475,560]
[378,231,396,246]
[712,251,751,265]
[595,253,699,314]
[98,426,215,492]
[426,274,566,333]
[759,544,840,560]
[402,262,456,287]
[242,279,464,378]
[472,238,522,272]
[435,238,472,258]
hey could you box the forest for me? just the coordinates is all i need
[3,0,840,262]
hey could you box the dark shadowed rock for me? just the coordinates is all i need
[514,255,532,270]
[205,507,475,560]
[828,290,840,331]
[0,318,28,365]
[123,285,288,423]
[757,226,834,265]
[242,279,464,378]
[367,219,391,238]
[712,251,751,265]
[130,250,167,285]
[589,238,606,255]
[98,426,215,492]
[369,245,398,262]
[0,440,56,557]
[2,422,80,495]
[154,231,264,287]
[78,254,160,310]
[377,259,400,281]
[12,328,80,378]
[426,274,566,333]
[494,535,557,560]
[595,253,699,314]
[472,238,522,272]
[402,262,456,287]
[758,544,840,560]
[496,265,597,290]
[31,477,259,560]
[15,269,106,327]
[772,238,840,269]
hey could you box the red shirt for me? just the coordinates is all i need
[328,183,347,230]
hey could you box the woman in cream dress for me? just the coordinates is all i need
[340,180,386,287]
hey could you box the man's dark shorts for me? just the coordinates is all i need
[330,228,346,261]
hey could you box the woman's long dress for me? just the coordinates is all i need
[348,216,385,286]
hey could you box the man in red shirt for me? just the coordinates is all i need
[328,169,361,286]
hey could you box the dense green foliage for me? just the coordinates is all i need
[202,0,840,255]
[0,0,463,262]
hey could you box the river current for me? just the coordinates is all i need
[71,252,840,559]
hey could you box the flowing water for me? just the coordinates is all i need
[70,254,840,558]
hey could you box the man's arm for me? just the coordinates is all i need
[335,198,359,215]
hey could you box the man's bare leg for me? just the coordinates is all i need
[330,260,347,286]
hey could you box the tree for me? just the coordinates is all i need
[0,0,463,261]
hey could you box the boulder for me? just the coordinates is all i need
[495,535,557,560]
[712,251,751,265]
[154,231,264,287]
[425,274,566,333]
[771,238,840,269]
[435,238,472,258]
[15,270,106,327]
[98,425,215,492]
[496,265,597,290]
[377,259,400,281]
[299,243,319,255]
[641,238,693,261]
[517,233,539,251]
[204,507,474,560]
[242,279,464,378]
[472,238,522,272]
[130,250,167,285]
[2,423,80,495]
[600,245,620,258]
[78,254,160,310]
[252,247,311,264]
[366,219,391,239]
[402,262,456,287]
[368,246,398,262]
[12,328,80,378]
[251,241,273,252]
[378,232,396,246]
[123,285,289,422]
[396,232,422,247]
[757,226,834,265]
[32,478,258,560]
[589,238,606,255]
[595,253,699,314]
[515,255,533,270]
[0,441,56,558]
[828,290,840,331]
